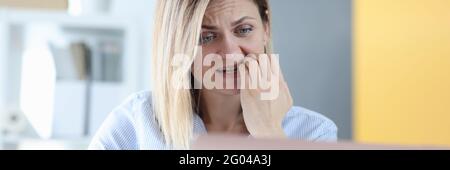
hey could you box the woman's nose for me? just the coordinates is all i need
[217,35,243,57]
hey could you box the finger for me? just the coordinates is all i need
[258,54,272,90]
[243,60,261,96]
[244,57,259,90]
[249,53,272,92]
[269,54,283,81]
[248,54,264,85]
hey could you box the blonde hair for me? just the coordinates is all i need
[151,0,272,149]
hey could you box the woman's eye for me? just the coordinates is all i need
[199,32,217,45]
[236,25,253,36]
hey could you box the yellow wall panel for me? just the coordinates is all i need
[354,0,450,146]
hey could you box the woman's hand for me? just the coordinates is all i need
[240,54,293,138]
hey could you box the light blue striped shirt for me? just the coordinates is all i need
[88,91,338,150]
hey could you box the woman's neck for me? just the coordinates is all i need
[199,90,248,134]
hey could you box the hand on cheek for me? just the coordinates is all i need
[240,53,293,138]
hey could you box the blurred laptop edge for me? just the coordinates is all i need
[191,134,448,150]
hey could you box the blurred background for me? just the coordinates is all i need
[0,0,449,149]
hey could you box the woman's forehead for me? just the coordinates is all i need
[203,0,259,24]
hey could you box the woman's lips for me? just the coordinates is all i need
[215,60,244,74]
[216,66,238,74]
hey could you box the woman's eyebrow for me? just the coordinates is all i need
[231,16,256,26]
[201,25,218,30]
[201,16,256,30]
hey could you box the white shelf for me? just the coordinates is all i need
[0,8,143,91]
[0,8,135,29]
[0,7,148,148]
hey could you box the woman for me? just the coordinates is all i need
[89,0,337,150]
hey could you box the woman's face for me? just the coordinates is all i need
[192,0,269,96]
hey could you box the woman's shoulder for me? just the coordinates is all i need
[282,106,338,142]
[124,90,153,108]
[88,91,161,150]
[101,90,154,122]
[112,90,154,117]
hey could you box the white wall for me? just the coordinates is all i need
[0,14,7,148]
[0,14,7,113]
[110,0,155,91]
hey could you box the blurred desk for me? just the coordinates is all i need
[192,135,448,150]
